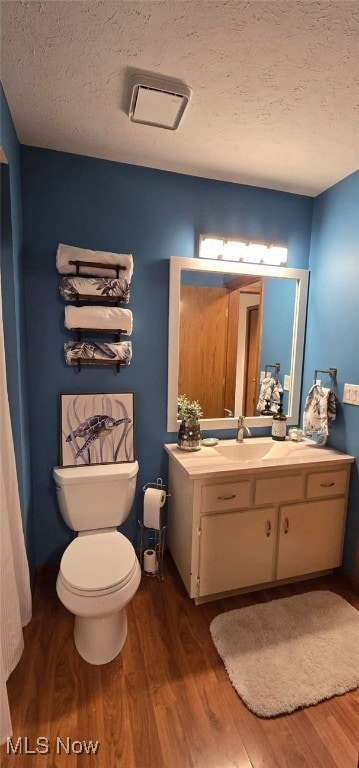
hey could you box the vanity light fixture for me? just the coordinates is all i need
[198,236,288,266]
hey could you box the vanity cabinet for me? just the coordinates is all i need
[166,448,352,602]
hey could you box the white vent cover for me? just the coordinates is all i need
[128,74,191,130]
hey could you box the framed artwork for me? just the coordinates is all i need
[60,392,135,466]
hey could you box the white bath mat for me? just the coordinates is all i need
[210,590,359,717]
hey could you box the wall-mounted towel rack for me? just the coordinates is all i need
[313,367,337,387]
[63,261,130,373]
[69,259,126,277]
[70,329,127,373]
[265,362,281,379]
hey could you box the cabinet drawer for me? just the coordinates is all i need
[255,474,304,505]
[202,481,251,513]
[306,470,348,498]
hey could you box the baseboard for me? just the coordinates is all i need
[194,570,334,605]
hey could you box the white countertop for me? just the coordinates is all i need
[164,437,354,480]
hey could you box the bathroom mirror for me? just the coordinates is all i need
[167,256,309,431]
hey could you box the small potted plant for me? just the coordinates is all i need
[177,394,203,451]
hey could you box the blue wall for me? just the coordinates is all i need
[20,146,313,564]
[302,170,359,574]
[0,86,34,564]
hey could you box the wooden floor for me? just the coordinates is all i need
[1,556,359,768]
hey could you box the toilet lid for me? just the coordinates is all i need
[60,532,137,593]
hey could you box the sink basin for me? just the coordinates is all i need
[264,439,323,459]
[214,437,325,463]
[213,437,324,464]
[215,442,271,461]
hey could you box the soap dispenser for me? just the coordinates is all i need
[260,399,274,417]
[271,395,287,441]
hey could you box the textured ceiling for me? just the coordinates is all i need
[1,0,358,196]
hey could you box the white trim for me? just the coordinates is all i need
[235,292,260,414]
[167,256,309,432]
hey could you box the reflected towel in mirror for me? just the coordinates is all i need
[257,376,283,414]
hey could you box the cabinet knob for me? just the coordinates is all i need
[217,494,236,500]
[265,519,272,537]
[320,481,335,487]
[284,517,289,534]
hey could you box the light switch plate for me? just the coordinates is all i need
[284,374,291,390]
[343,383,359,405]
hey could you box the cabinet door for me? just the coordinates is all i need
[277,498,346,580]
[199,507,276,596]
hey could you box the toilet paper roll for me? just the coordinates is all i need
[143,487,166,530]
[143,549,158,574]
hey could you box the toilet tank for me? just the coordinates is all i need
[53,462,139,531]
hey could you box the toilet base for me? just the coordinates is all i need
[74,608,127,665]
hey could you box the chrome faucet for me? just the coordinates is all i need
[236,416,251,443]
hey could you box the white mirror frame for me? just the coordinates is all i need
[167,256,309,432]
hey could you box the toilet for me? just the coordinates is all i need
[53,461,141,665]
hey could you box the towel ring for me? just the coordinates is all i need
[265,363,281,381]
[313,368,337,388]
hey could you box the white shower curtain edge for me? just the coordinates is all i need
[0,275,32,744]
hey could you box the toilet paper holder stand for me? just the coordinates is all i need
[137,477,169,581]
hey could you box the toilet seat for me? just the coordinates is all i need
[60,531,138,597]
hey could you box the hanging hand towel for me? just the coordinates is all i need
[257,377,283,413]
[60,276,130,303]
[56,243,134,280]
[64,341,132,365]
[303,385,337,437]
[64,306,133,334]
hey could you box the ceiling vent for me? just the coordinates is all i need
[128,74,192,130]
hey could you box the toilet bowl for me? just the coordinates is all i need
[56,530,141,664]
[53,462,140,665]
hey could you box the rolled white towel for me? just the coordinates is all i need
[56,243,133,280]
[64,306,133,335]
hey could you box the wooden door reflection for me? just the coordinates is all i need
[179,285,235,418]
